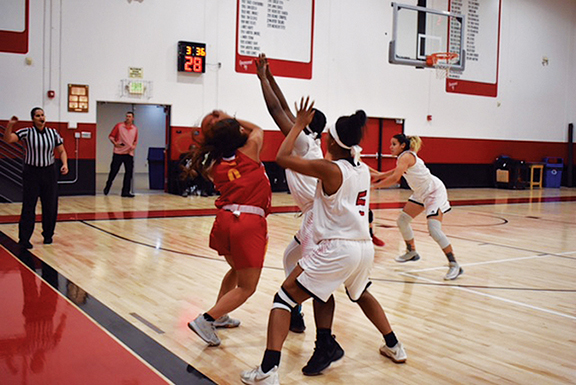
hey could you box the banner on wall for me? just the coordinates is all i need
[0,0,29,54]
[446,0,502,97]
[235,0,315,79]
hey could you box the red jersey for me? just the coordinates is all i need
[211,150,272,215]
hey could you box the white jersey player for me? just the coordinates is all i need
[241,99,407,385]
[372,134,463,280]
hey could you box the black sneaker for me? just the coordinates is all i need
[18,240,33,249]
[302,335,344,376]
[289,309,306,333]
[43,237,53,244]
[103,186,110,195]
[121,193,135,198]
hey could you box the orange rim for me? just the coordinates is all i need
[426,52,459,67]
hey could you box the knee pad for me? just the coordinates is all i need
[427,219,450,249]
[272,287,298,312]
[396,211,414,241]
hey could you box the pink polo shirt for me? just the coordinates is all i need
[109,122,138,156]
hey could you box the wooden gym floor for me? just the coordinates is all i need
[0,187,575,384]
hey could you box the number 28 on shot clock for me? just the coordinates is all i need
[178,41,206,73]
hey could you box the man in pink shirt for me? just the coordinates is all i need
[103,112,139,197]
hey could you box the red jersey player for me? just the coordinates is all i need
[188,114,271,347]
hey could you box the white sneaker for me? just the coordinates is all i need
[241,365,280,385]
[380,342,407,363]
[213,314,241,328]
[444,262,464,280]
[395,250,421,263]
[188,314,221,346]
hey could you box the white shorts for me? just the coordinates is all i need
[297,239,374,302]
[295,210,315,263]
[409,184,451,218]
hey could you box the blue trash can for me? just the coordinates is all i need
[147,147,165,190]
[543,157,563,188]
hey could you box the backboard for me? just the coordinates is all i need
[389,2,465,71]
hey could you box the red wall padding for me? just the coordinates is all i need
[3,119,568,166]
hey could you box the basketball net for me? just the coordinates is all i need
[426,52,459,79]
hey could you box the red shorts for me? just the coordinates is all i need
[209,210,268,269]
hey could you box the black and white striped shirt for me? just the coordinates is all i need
[16,126,64,167]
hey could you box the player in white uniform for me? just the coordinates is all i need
[372,134,463,280]
[241,99,407,385]
[256,54,327,337]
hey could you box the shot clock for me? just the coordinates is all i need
[177,41,206,73]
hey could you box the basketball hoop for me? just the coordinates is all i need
[426,52,459,79]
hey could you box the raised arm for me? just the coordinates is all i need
[3,116,20,144]
[276,97,342,195]
[236,117,264,163]
[256,54,294,136]
[259,53,296,122]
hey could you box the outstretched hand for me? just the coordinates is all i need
[294,96,315,129]
[9,116,19,125]
[255,53,268,80]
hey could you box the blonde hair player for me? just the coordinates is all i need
[372,134,463,280]
[241,98,406,385]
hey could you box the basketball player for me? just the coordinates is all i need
[372,134,463,280]
[241,98,406,384]
[256,56,384,363]
[188,114,272,346]
[255,53,326,335]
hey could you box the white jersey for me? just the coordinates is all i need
[312,159,371,243]
[399,151,445,198]
[285,132,323,213]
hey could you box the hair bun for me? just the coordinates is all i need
[353,110,367,126]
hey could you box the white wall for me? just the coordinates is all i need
[1,0,575,143]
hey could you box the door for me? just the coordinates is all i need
[361,117,404,172]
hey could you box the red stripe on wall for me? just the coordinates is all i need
[258,131,569,165]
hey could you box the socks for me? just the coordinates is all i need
[446,252,456,263]
[261,349,281,373]
[203,313,215,322]
[384,331,398,348]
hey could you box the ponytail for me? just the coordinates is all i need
[409,136,422,153]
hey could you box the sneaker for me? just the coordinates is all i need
[444,262,464,280]
[121,193,135,198]
[213,314,241,328]
[289,309,305,333]
[18,240,33,249]
[380,342,407,363]
[240,365,280,385]
[103,186,110,195]
[372,234,386,247]
[188,314,221,346]
[43,237,53,245]
[302,335,345,376]
[395,250,421,263]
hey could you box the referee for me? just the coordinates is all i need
[3,108,69,249]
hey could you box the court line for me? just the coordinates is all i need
[403,250,576,273]
[399,271,576,321]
